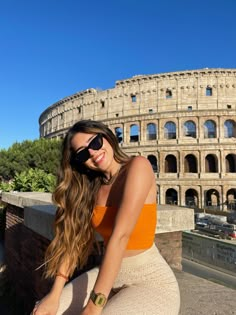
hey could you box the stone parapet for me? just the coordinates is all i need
[157,204,194,234]
[2,192,194,238]
[2,192,194,239]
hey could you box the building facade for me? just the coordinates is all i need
[39,68,236,210]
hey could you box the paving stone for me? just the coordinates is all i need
[175,270,236,315]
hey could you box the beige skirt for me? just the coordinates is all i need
[57,244,180,315]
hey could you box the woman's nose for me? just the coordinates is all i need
[88,148,97,156]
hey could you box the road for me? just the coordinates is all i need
[182,257,236,290]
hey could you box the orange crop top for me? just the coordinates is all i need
[91,204,157,250]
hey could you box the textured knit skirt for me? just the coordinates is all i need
[57,244,180,315]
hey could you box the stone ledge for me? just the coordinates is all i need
[1,192,52,208]
[2,192,194,240]
[157,205,194,234]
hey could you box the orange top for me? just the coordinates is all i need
[91,204,157,250]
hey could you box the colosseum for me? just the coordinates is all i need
[39,68,236,211]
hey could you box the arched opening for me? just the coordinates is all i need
[205,154,218,172]
[224,120,236,138]
[227,189,236,210]
[205,189,220,209]
[164,121,176,139]
[148,155,158,173]
[185,189,198,208]
[130,124,139,142]
[204,120,216,138]
[146,123,157,140]
[183,121,196,138]
[184,154,197,173]
[226,154,236,173]
[115,127,123,143]
[166,188,178,205]
[165,155,177,173]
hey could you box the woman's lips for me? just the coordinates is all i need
[94,152,105,164]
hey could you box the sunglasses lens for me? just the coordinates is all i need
[75,149,90,163]
[90,134,103,150]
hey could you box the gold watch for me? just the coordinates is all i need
[90,289,107,307]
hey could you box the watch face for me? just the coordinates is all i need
[90,291,107,307]
[95,294,107,307]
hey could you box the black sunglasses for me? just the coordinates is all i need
[74,133,103,163]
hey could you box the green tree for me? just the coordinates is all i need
[0,138,62,181]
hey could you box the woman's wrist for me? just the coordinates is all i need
[83,299,103,315]
[50,277,67,299]
[56,271,69,282]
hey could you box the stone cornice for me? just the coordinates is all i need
[115,68,236,86]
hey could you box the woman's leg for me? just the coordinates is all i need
[102,282,180,315]
[56,267,99,315]
[102,245,180,315]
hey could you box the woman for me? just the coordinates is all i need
[32,120,180,315]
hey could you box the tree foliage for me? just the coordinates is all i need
[0,138,62,192]
[0,138,62,181]
[13,168,56,192]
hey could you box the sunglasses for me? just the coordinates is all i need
[74,133,103,163]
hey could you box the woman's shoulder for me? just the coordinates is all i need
[123,156,153,176]
[126,155,152,168]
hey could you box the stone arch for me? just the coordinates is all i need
[148,155,158,173]
[224,120,236,138]
[226,189,236,210]
[164,121,176,139]
[226,154,236,172]
[185,188,199,208]
[184,154,197,173]
[205,189,220,208]
[146,123,157,140]
[204,120,216,138]
[205,154,218,172]
[165,155,177,173]
[165,188,178,205]
[183,120,196,138]
[130,124,139,142]
[114,126,123,143]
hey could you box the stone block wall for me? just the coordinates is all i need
[156,231,182,270]
[5,204,52,313]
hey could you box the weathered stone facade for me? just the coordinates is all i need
[39,68,236,210]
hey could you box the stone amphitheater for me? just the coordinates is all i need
[39,68,236,210]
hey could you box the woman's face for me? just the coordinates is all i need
[71,132,116,173]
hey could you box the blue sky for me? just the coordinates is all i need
[0,0,236,149]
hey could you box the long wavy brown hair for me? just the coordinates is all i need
[44,120,130,279]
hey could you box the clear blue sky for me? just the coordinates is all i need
[1,0,236,149]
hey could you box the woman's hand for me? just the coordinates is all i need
[31,292,59,315]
